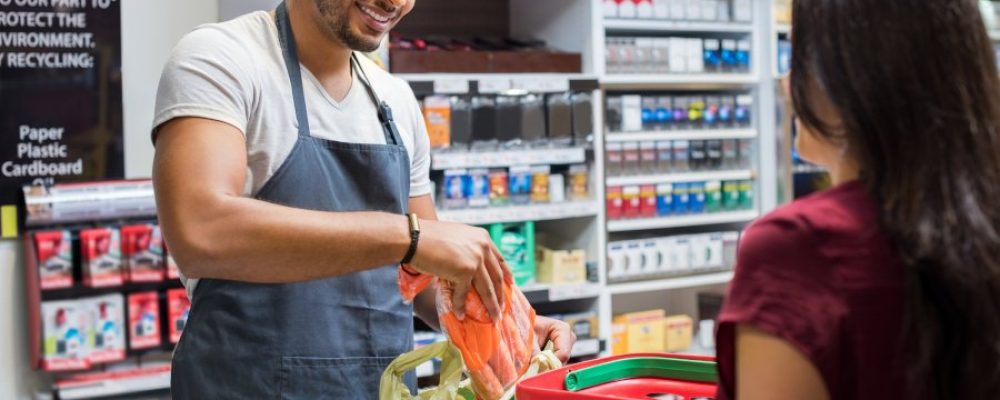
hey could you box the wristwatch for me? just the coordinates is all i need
[400,213,420,265]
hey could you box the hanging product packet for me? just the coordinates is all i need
[398,264,538,400]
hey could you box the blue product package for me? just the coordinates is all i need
[721,39,737,71]
[443,170,469,209]
[736,39,751,72]
[672,97,688,129]
[672,182,690,215]
[703,39,722,72]
[509,166,533,205]
[468,169,490,207]
[718,97,735,126]
[655,99,671,130]
[735,95,753,126]
[704,97,720,127]
[777,40,792,75]
[689,182,706,214]
[656,184,673,216]
[641,97,657,131]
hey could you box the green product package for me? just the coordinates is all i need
[705,181,722,213]
[489,221,535,286]
[722,181,740,211]
[739,180,754,209]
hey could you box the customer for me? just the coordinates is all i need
[715,0,1000,399]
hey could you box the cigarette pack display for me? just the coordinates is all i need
[656,96,672,130]
[80,227,123,288]
[636,0,653,18]
[686,38,704,72]
[571,92,594,139]
[449,96,472,148]
[736,39,751,71]
[530,165,551,203]
[625,241,643,277]
[471,96,498,145]
[689,235,709,269]
[640,141,657,173]
[568,164,590,201]
[621,95,643,131]
[521,94,547,142]
[705,181,723,213]
[641,97,657,131]
[468,169,490,208]
[607,186,624,220]
[672,236,691,270]
[689,182,706,214]
[652,0,668,19]
[689,140,706,170]
[707,139,723,168]
[671,96,688,128]
[685,0,701,21]
[442,169,469,209]
[656,140,673,172]
[489,221,535,286]
[687,97,705,128]
[495,95,521,143]
[701,0,718,20]
[642,240,661,274]
[509,165,533,205]
[608,242,627,280]
[619,0,636,18]
[668,37,687,73]
[489,168,510,206]
[606,142,624,176]
[121,224,164,283]
[652,38,670,73]
[657,237,676,273]
[546,93,573,141]
[34,230,73,290]
[739,138,753,168]
[704,96,720,127]
[734,0,752,22]
[722,181,740,211]
[719,96,735,127]
[722,138,738,168]
[669,0,685,20]
[622,185,641,219]
[703,39,721,72]
[606,96,623,132]
[41,300,90,370]
[735,95,753,126]
[549,173,566,203]
[622,142,641,174]
[721,39,737,71]
[707,233,725,268]
[168,288,191,344]
[604,0,619,18]
[127,291,161,350]
[672,182,690,214]
[656,183,673,216]
[739,180,755,209]
[722,231,740,266]
[422,95,451,148]
[88,294,126,364]
[640,185,658,218]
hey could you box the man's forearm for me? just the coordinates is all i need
[161,194,411,283]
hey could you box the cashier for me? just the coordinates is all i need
[151,0,574,398]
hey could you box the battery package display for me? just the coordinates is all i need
[128,291,161,350]
[88,294,126,364]
[121,224,165,283]
[80,227,124,288]
[168,288,191,344]
[34,230,73,290]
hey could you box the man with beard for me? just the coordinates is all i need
[151,0,575,397]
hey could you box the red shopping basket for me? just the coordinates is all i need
[516,353,717,400]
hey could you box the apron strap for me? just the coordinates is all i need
[274,1,310,137]
[352,53,403,146]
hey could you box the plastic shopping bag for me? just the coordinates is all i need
[397,264,541,399]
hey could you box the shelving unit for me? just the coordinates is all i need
[604,19,754,33]
[607,210,760,233]
[606,169,754,186]
[606,128,758,142]
[437,201,601,225]
[430,147,588,170]
[607,271,735,295]
[602,73,758,89]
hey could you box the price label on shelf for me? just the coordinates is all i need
[513,77,570,93]
[478,78,512,94]
[433,79,469,94]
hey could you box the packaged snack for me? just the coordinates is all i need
[423,95,451,149]
[689,182,706,214]
[489,168,510,206]
[468,168,491,208]
[530,166,551,203]
[509,165,533,205]
[34,230,73,290]
[42,300,90,370]
[80,227,123,288]
[622,186,641,219]
[88,294,126,364]
[128,291,161,350]
[656,183,673,216]
[568,164,590,201]
[640,185,658,218]
[121,224,164,283]
[168,288,191,344]
[490,222,536,286]
[442,169,469,209]
[607,186,624,220]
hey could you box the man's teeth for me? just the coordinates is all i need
[360,5,390,23]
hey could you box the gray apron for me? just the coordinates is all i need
[171,3,415,398]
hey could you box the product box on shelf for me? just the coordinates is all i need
[707,233,725,268]
[704,39,721,72]
[422,95,451,149]
[450,96,472,148]
[656,237,676,273]
[668,37,687,73]
[722,181,741,211]
[656,183,673,216]
[603,0,619,18]
[608,242,627,280]
[80,227,123,288]
[561,311,599,339]
[642,240,661,274]
[467,168,490,208]
[549,173,566,203]
[568,164,590,201]
[547,93,574,142]
[639,185,658,218]
[663,314,694,352]
[442,169,469,209]
[613,310,667,354]
[509,165,533,205]
[607,186,624,220]
[689,234,710,269]
[571,92,594,139]
[736,39,751,71]
[606,142,624,176]
[622,185,641,219]
[656,140,672,171]
[624,241,644,277]
[621,95,642,131]
[42,300,90,370]
[88,294,126,364]
[734,0,752,22]
[684,0,702,20]
[488,168,510,206]
[723,231,740,266]
[673,140,690,171]
[739,180,755,209]
[705,181,723,213]
[736,95,753,126]
[640,142,657,173]
[622,142,640,174]
[689,182,706,214]
[168,288,191,344]
[672,182,690,214]
[127,292,161,350]
[686,38,704,73]
[670,236,692,271]
[530,165,551,204]
[536,246,587,284]
[121,224,165,283]
[34,230,73,290]
[489,222,535,286]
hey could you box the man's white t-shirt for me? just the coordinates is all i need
[153,11,432,297]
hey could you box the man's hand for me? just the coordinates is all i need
[408,219,510,322]
[534,316,576,363]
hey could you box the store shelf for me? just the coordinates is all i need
[607,210,759,232]
[437,200,600,225]
[54,366,171,400]
[521,282,603,303]
[776,23,791,35]
[396,73,600,96]
[607,271,734,295]
[607,169,754,187]
[601,74,757,89]
[793,163,827,174]
[604,19,754,33]
[570,338,603,358]
[606,128,757,142]
[431,147,587,170]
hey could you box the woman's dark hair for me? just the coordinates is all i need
[791,0,1000,398]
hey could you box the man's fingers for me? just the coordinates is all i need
[485,244,506,309]
[452,280,469,320]
[473,265,502,322]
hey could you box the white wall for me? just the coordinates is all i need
[0,1,218,398]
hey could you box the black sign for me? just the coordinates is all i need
[0,0,124,209]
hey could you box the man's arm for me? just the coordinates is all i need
[409,195,441,331]
[154,117,505,318]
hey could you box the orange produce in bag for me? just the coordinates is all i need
[399,264,538,399]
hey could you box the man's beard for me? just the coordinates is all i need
[315,0,382,52]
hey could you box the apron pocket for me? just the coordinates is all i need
[278,356,395,400]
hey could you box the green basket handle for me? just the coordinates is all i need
[564,357,718,392]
